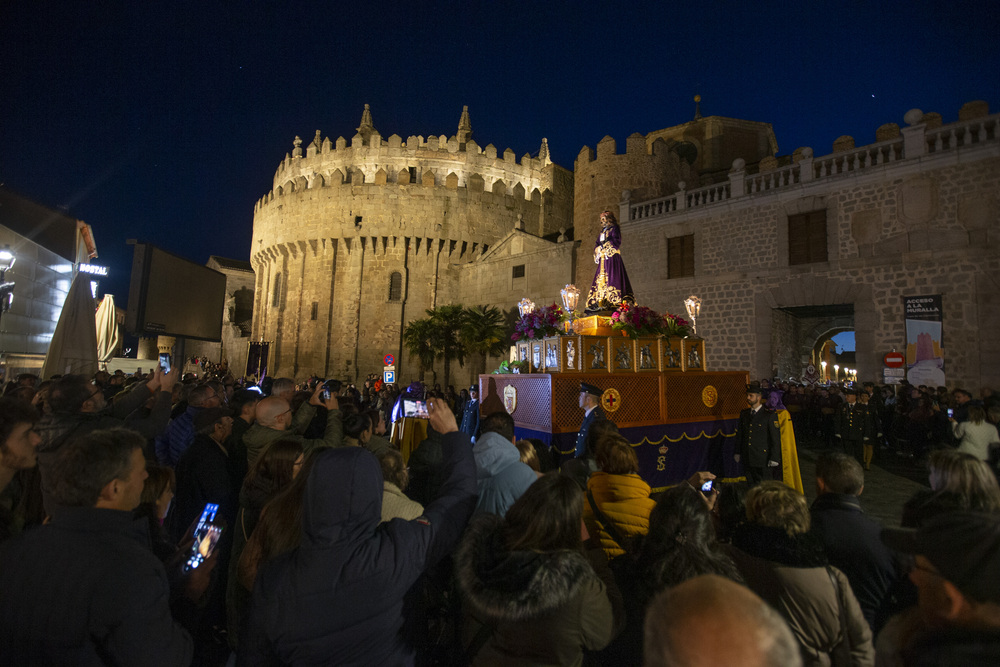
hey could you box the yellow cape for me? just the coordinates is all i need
[776,409,804,493]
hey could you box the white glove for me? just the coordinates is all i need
[767,460,779,467]
[734,454,740,463]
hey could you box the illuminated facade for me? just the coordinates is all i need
[0,185,99,375]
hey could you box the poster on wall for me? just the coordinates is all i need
[903,295,945,386]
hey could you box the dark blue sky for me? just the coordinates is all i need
[1,1,997,301]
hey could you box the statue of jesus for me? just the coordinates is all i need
[585,209,634,311]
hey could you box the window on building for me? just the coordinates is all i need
[667,235,695,279]
[272,273,282,309]
[512,264,526,279]
[388,271,402,302]
[311,302,318,321]
[788,210,828,265]
[408,167,417,183]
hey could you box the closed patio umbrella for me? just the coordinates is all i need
[95,293,120,367]
[41,271,98,379]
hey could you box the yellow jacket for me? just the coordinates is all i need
[583,471,656,559]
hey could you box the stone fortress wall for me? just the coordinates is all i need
[620,101,1000,391]
[251,105,575,381]
[251,99,998,390]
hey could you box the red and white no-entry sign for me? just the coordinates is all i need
[883,352,905,368]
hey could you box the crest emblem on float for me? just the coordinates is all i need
[702,385,718,408]
[503,384,517,414]
[601,388,622,413]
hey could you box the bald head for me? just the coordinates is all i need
[644,575,801,667]
[256,397,292,430]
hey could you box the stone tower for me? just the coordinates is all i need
[251,105,573,381]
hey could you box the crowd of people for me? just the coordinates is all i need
[0,366,998,665]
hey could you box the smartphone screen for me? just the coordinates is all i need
[185,525,223,571]
[947,408,954,418]
[403,399,429,419]
[158,352,171,374]
[184,502,221,571]
[701,480,714,492]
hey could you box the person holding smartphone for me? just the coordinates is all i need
[242,381,342,468]
[240,398,477,665]
[0,428,212,665]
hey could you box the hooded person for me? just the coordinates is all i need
[239,397,476,665]
[472,410,537,518]
[766,390,804,493]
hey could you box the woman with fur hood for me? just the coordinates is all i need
[727,481,874,667]
[456,473,625,665]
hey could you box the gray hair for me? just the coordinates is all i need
[644,574,802,667]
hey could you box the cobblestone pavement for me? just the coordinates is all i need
[798,440,930,528]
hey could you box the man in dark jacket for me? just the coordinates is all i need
[834,387,875,465]
[240,397,477,664]
[734,382,780,485]
[35,374,164,520]
[0,397,40,542]
[460,385,480,440]
[809,451,898,630]
[0,428,193,665]
[156,384,222,466]
[168,407,236,543]
[574,382,606,459]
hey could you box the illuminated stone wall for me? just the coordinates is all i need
[621,102,1000,390]
[251,106,575,382]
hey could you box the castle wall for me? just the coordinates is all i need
[622,108,1000,390]
[251,116,574,382]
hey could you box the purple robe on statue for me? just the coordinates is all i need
[586,223,634,310]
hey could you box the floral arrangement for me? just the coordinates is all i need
[493,359,528,374]
[663,312,692,337]
[610,303,693,338]
[511,303,566,341]
[611,303,664,338]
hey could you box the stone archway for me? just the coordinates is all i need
[804,320,854,366]
[755,275,875,381]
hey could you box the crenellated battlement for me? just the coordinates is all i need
[624,101,998,224]
[258,104,564,212]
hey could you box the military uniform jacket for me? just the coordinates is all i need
[738,406,780,467]
[835,403,874,441]
[574,406,607,458]
[460,399,480,438]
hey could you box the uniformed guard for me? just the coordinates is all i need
[574,382,606,458]
[734,382,781,485]
[835,387,874,467]
[460,385,480,440]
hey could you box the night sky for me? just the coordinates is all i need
[1,1,997,303]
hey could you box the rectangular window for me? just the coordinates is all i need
[512,264,526,279]
[388,272,402,302]
[311,302,318,321]
[667,235,695,279]
[788,210,828,265]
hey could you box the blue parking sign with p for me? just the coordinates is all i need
[384,370,395,384]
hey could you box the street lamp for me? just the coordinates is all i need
[820,360,827,382]
[560,284,580,333]
[684,295,702,336]
[833,364,840,383]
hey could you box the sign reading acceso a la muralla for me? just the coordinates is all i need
[902,295,944,386]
